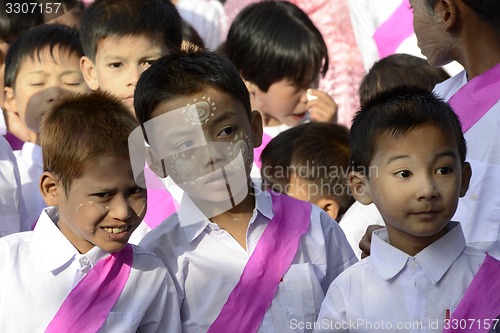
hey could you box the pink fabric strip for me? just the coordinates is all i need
[448,63,500,133]
[46,244,134,333]
[144,167,178,229]
[253,133,273,169]
[373,0,414,58]
[207,191,312,333]
[442,255,500,333]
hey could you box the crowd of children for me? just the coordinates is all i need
[0,0,498,332]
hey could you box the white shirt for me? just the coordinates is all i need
[0,135,28,236]
[339,201,385,259]
[434,71,500,257]
[14,142,46,227]
[348,0,462,75]
[139,190,358,333]
[0,206,182,333]
[315,223,486,332]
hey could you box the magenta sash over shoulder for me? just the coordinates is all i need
[45,244,134,333]
[207,191,312,333]
[373,0,414,58]
[442,255,500,333]
[448,63,500,133]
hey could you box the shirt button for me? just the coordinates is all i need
[80,257,90,266]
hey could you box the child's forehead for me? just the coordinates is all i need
[95,34,166,56]
[23,45,81,64]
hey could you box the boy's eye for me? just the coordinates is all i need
[218,126,236,137]
[436,166,453,175]
[29,82,45,86]
[175,140,195,151]
[129,187,145,196]
[64,81,84,86]
[395,170,411,178]
[108,62,123,69]
[142,59,156,67]
[92,192,111,199]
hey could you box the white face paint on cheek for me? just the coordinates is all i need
[233,140,249,165]
[174,158,198,181]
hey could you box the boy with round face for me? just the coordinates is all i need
[133,49,357,332]
[3,24,89,226]
[315,86,496,332]
[0,92,181,332]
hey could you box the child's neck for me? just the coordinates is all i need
[263,114,283,127]
[208,186,256,250]
[387,222,453,257]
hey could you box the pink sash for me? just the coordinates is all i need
[442,255,500,333]
[46,244,134,333]
[143,167,178,229]
[373,0,414,58]
[448,63,500,133]
[253,133,273,169]
[207,191,312,333]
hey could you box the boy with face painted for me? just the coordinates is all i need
[3,24,89,227]
[315,87,500,333]
[131,48,357,333]
[0,92,181,332]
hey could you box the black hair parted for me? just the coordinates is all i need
[80,0,183,61]
[134,47,251,125]
[224,1,328,92]
[350,86,467,176]
[4,24,82,87]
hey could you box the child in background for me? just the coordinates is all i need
[315,86,499,333]
[261,122,354,221]
[0,91,181,332]
[3,24,89,227]
[358,53,449,105]
[222,1,338,177]
[1,0,44,146]
[132,48,357,333]
[342,53,450,258]
[79,0,183,239]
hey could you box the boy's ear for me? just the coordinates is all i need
[250,110,263,148]
[459,162,472,197]
[436,0,457,32]
[3,86,18,113]
[40,171,62,206]
[80,56,100,91]
[348,171,373,205]
[315,197,340,220]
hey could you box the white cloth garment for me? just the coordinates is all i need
[139,189,357,333]
[315,223,486,332]
[348,0,462,75]
[14,142,46,227]
[434,71,500,258]
[0,134,28,236]
[339,201,385,259]
[0,206,182,333]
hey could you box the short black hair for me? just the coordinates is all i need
[350,86,467,176]
[80,0,183,61]
[359,53,450,105]
[134,48,251,125]
[224,1,328,92]
[4,24,82,88]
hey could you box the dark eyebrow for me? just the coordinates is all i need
[210,110,238,127]
[433,150,459,163]
[386,155,409,166]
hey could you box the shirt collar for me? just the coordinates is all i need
[34,207,108,272]
[179,188,274,243]
[371,222,465,284]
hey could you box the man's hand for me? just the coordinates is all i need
[306,88,338,123]
[359,224,384,258]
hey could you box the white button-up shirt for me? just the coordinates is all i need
[0,135,28,236]
[315,223,486,332]
[140,190,357,333]
[0,207,182,333]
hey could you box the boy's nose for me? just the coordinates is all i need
[45,86,71,103]
[416,175,440,200]
[106,196,134,221]
[203,142,226,170]
[126,66,142,87]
